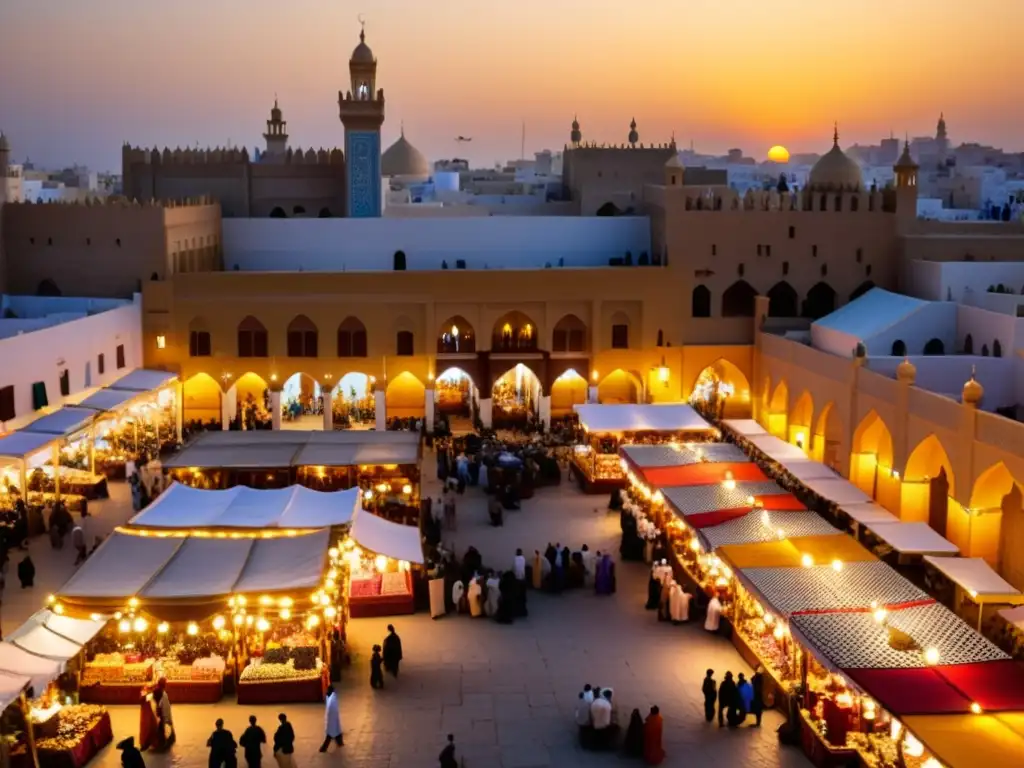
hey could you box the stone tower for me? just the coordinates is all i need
[263,99,289,157]
[893,138,919,229]
[337,25,386,218]
[935,112,949,164]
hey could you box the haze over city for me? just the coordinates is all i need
[0,0,1021,170]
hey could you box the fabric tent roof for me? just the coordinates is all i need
[573,404,712,434]
[9,625,83,661]
[840,502,900,526]
[0,430,56,460]
[620,442,747,468]
[698,511,840,551]
[350,507,424,565]
[746,434,809,462]
[798,477,872,506]
[78,388,143,413]
[903,713,1024,768]
[843,667,975,716]
[130,483,359,529]
[923,557,1024,604]
[59,535,183,599]
[869,522,959,555]
[108,369,178,392]
[781,460,842,482]
[21,407,96,437]
[662,481,796,518]
[641,462,765,488]
[0,670,30,713]
[722,419,768,437]
[936,660,1024,712]
[812,288,927,338]
[30,611,107,645]
[162,443,302,469]
[140,538,257,599]
[0,643,64,693]
[718,535,877,570]
[292,441,419,467]
[232,530,330,594]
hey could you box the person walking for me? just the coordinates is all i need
[750,667,765,727]
[319,685,344,751]
[438,733,458,768]
[643,706,666,765]
[272,714,295,768]
[718,672,737,728]
[702,669,717,723]
[117,736,146,768]
[370,644,384,689]
[239,715,266,768]
[206,719,237,768]
[736,673,753,727]
[382,624,403,678]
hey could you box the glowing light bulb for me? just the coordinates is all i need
[328,547,339,559]
[89,613,101,621]
[832,559,843,572]
[923,647,940,665]
[324,605,338,619]
[236,596,247,606]
[363,490,373,501]
[186,622,199,636]
[259,595,272,606]
[245,615,254,627]
[157,622,170,634]
[402,484,412,495]
[970,702,983,714]
[53,603,65,615]
[47,595,56,604]
[306,614,320,629]
[278,597,293,608]
[776,528,786,540]
[747,496,756,506]
[212,616,226,630]
[763,612,774,626]
[773,625,784,641]
[801,553,814,568]
[118,619,131,633]
[256,618,270,632]
[280,608,291,620]
[133,617,148,633]
[873,608,888,624]
[233,614,244,627]
[374,555,388,571]
[128,597,140,609]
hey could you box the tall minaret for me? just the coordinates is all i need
[935,112,949,164]
[0,132,10,206]
[337,23,386,217]
[893,138,919,229]
[263,99,289,157]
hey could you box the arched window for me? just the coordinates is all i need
[552,314,587,352]
[318,208,332,218]
[438,316,475,353]
[923,338,945,355]
[721,280,757,317]
[189,317,212,357]
[851,196,859,212]
[963,333,974,354]
[36,279,61,297]
[891,340,907,356]
[393,250,407,271]
[237,316,268,358]
[337,317,367,357]
[492,312,537,352]
[610,312,630,349]
[802,282,837,320]
[691,285,711,318]
[396,330,414,356]
[269,207,287,218]
[767,281,798,317]
[286,315,318,358]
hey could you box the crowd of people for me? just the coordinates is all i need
[702,667,766,728]
[575,684,666,764]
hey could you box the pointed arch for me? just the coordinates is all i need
[269,207,287,218]
[237,316,268,358]
[813,402,843,467]
[182,372,221,423]
[903,434,957,530]
[904,435,957,496]
[552,314,587,352]
[788,390,814,450]
[690,358,752,418]
[492,363,542,425]
[598,368,642,404]
[722,280,758,317]
[851,410,896,503]
[971,462,1024,511]
[891,339,907,356]
[550,368,588,417]
[234,372,269,425]
[767,281,799,318]
[691,285,711,318]
[337,316,367,358]
[188,317,212,357]
[802,282,837,319]
[609,311,631,349]
[850,280,875,302]
[286,314,318,358]
[852,410,894,468]
[923,338,945,355]
[437,315,476,353]
[385,371,426,419]
[492,311,538,352]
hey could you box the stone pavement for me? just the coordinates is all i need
[6,451,811,768]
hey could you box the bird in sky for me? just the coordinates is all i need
[455,136,473,142]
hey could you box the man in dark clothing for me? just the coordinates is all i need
[273,714,295,768]
[370,644,384,689]
[207,718,237,768]
[17,555,34,588]
[382,624,403,678]
[239,715,266,768]
[438,733,458,768]
[702,669,717,723]
[718,671,737,728]
[117,736,146,768]
[751,667,765,726]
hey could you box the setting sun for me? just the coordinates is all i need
[767,145,791,163]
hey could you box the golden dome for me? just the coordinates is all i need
[962,367,984,405]
[896,357,916,384]
[809,125,863,191]
[381,130,430,177]
[351,29,375,64]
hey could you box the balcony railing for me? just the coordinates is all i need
[437,338,476,354]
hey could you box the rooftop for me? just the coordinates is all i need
[0,296,132,341]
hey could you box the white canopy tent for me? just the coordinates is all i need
[722,419,768,437]
[573,404,712,434]
[868,522,959,556]
[349,507,424,565]
[21,407,97,438]
[0,643,64,693]
[922,557,1024,605]
[840,502,901,527]
[130,483,360,529]
[0,671,31,713]
[781,460,841,483]
[746,434,809,462]
[17,610,108,646]
[799,477,872,506]
[107,369,178,392]
[999,605,1024,630]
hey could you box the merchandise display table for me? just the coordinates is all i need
[80,679,223,705]
[236,668,328,704]
[12,711,113,768]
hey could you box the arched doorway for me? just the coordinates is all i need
[334,372,375,429]
[722,280,758,317]
[552,315,587,352]
[760,376,772,422]
[281,373,321,428]
[689,359,752,419]
[385,372,426,424]
[550,369,587,419]
[597,369,640,405]
[691,285,711,318]
[803,282,837,319]
[234,372,270,429]
[766,380,789,439]
[850,410,895,507]
[437,316,475,353]
[788,391,814,452]
[182,373,222,428]
[492,311,538,352]
[969,463,1024,571]
[812,402,843,468]
[923,338,945,355]
[435,368,476,426]
[903,435,956,530]
[492,364,541,427]
[767,281,799,318]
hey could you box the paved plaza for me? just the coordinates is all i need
[3,452,811,768]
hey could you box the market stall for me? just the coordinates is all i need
[346,506,423,618]
[570,404,715,492]
[721,419,768,438]
[862,521,960,564]
[922,556,1024,631]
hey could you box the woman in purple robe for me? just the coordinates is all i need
[595,555,615,595]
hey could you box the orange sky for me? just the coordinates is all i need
[0,0,1019,170]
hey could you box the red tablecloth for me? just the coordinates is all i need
[33,711,113,768]
[236,669,327,704]
[348,592,415,618]
[80,680,223,705]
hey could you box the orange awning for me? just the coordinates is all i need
[642,462,766,488]
[904,713,1024,768]
[718,535,876,570]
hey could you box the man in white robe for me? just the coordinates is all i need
[704,595,722,632]
[452,581,466,613]
[484,574,501,616]
[319,685,343,751]
[669,583,692,623]
[513,549,527,581]
[468,577,484,617]
[581,545,596,586]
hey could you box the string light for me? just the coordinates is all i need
[970,702,983,714]
[157,622,170,634]
[233,614,244,627]
[324,605,338,619]
[256,617,270,632]
[280,608,292,620]
[53,603,65,615]
[133,617,148,633]
[923,647,940,665]
[187,622,199,636]
[212,616,226,630]
[278,597,293,608]
[801,553,814,568]
[118,619,131,633]
[306,615,320,629]
[831,559,843,572]
[873,608,888,624]
[259,595,273,606]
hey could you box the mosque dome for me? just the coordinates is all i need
[962,368,984,406]
[665,153,685,170]
[894,140,918,170]
[628,118,639,146]
[382,130,430,177]
[351,29,375,64]
[809,126,863,190]
[896,357,916,385]
[570,116,582,145]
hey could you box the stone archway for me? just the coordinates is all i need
[903,435,957,527]
[690,359,752,419]
[491,363,542,427]
[182,373,222,426]
[851,410,895,506]
[766,380,789,439]
[550,369,588,419]
[788,391,814,452]
[597,369,642,404]
[813,402,843,469]
[385,372,426,422]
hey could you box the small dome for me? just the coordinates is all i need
[896,357,916,384]
[962,368,984,406]
[894,140,918,170]
[809,126,863,190]
[382,131,430,177]
[351,29,375,64]
[628,118,638,146]
[665,153,685,170]
[570,115,581,145]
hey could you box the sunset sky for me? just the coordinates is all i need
[0,0,1019,171]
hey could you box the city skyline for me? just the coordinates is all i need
[0,0,1020,170]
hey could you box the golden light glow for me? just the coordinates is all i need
[157,622,170,634]
[873,608,888,624]
[187,622,199,636]
[306,614,321,629]
[256,617,270,632]
[212,616,226,630]
[801,553,813,568]
[89,613,101,621]
[278,597,293,608]
[47,594,56,604]
[923,647,940,665]
[402,484,412,495]
[831,559,843,572]
[763,612,774,625]
[773,624,784,640]
[133,617,148,633]
[128,597,140,609]
[767,145,790,163]
[970,702,983,714]
[156,335,166,349]
[259,595,273,606]
[233,614,244,626]
[118,619,131,633]
[280,608,291,620]
[53,603,65,615]
[324,605,338,619]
